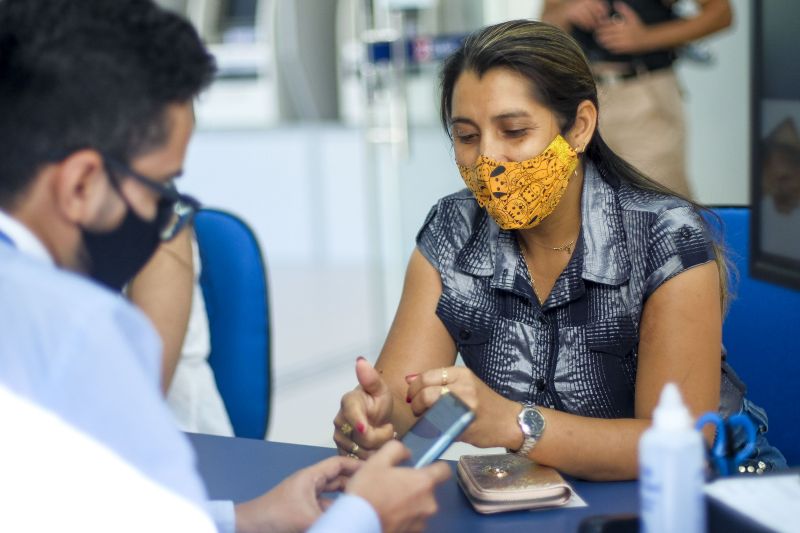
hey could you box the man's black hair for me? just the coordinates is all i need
[0,0,216,207]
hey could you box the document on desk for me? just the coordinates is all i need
[704,474,800,533]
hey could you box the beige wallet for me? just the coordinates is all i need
[457,453,573,514]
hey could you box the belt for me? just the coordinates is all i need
[592,62,670,85]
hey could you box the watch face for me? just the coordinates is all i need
[521,408,545,437]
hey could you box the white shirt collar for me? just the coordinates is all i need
[0,209,54,265]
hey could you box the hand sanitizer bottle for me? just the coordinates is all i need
[639,383,705,533]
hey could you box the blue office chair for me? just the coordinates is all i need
[194,209,271,440]
[710,207,800,465]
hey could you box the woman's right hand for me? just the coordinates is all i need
[333,357,397,459]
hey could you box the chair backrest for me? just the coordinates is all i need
[194,209,271,439]
[710,207,800,465]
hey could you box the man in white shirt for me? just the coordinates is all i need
[0,1,449,532]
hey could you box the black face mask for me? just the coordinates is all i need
[83,198,173,291]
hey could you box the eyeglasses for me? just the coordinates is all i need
[102,155,201,242]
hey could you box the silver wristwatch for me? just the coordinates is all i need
[515,405,546,457]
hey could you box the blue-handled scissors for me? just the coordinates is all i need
[695,412,757,477]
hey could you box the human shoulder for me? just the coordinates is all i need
[0,249,159,362]
[416,189,488,271]
[616,183,707,237]
[14,253,145,319]
[617,182,696,218]
[614,184,715,297]
[419,188,485,238]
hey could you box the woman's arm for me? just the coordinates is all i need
[374,248,460,434]
[594,0,733,55]
[541,0,610,32]
[332,248,459,457]
[127,227,194,394]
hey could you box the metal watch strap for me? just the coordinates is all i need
[516,434,538,457]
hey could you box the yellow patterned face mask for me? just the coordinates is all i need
[457,135,579,230]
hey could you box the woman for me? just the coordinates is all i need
[128,228,234,436]
[333,20,785,480]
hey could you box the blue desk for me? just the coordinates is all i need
[188,433,640,531]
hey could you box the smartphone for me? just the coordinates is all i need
[401,391,475,468]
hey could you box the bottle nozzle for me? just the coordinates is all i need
[652,383,692,431]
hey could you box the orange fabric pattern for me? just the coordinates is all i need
[457,135,578,230]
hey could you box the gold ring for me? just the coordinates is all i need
[351,442,360,454]
[340,422,353,437]
[441,385,450,396]
[441,368,448,386]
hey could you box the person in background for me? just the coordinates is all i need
[541,0,733,198]
[130,229,235,436]
[0,1,448,532]
[332,20,785,481]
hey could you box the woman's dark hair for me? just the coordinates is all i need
[439,19,731,309]
[0,0,216,207]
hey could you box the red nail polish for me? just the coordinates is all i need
[356,422,365,434]
[406,395,411,403]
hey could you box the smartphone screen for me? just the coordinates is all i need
[401,392,475,468]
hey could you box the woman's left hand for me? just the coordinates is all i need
[405,366,521,449]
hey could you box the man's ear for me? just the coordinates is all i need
[568,100,598,153]
[51,150,114,226]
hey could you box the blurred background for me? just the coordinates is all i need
[156,0,752,452]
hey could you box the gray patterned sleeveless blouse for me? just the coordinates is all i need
[416,163,746,419]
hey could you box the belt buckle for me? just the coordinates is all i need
[596,71,623,86]
[594,62,647,86]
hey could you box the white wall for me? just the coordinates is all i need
[184,126,370,265]
[677,0,750,205]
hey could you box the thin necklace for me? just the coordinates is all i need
[529,237,577,255]
[518,234,576,305]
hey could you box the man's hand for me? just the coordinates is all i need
[234,455,362,533]
[543,0,609,31]
[346,441,451,533]
[333,357,396,459]
[595,2,652,54]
